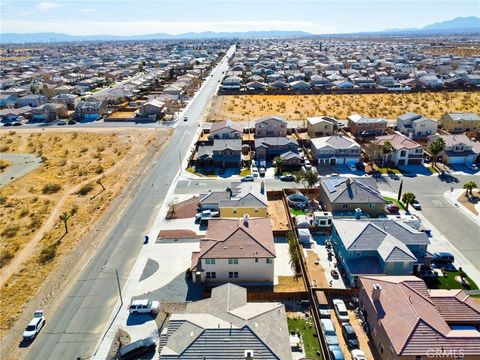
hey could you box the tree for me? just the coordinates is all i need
[382,140,393,168]
[59,212,71,234]
[287,231,301,276]
[402,192,416,211]
[295,170,318,195]
[429,137,446,167]
[273,156,285,175]
[30,84,36,94]
[463,181,477,197]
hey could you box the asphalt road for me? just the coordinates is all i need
[25,46,235,360]
[176,174,480,270]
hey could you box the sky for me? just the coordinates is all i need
[0,0,479,35]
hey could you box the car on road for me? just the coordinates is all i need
[348,163,357,172]
[304,160,312,170]
[241,175,254,182]
[351,349,367,360]
[195,210,219,220]
[183,116,188,121]
[328,345,345,360]
[386,203,400,213]
[57,119,67,125]
[341,323,359,349]
[320,319,339,346]
[411,199,422,210]
[128,299,159,315]
[117,336,156,360]
[280,174,295,182]
[432,252,455,264]
[23,310,45,341]
[333,299,349,323]
[12,121,22,126]
[466,163,479,171]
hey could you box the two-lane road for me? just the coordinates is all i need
[24,46,234,360]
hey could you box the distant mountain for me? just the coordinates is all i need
[422,16,480,31]
[0,30,312,44]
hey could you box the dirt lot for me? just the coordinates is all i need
[208,92,480,121]
[0,128,170,338]
[305,251,329,288]
[457,190,479,216]
[268,199,291,231]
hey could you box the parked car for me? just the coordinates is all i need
[117,337,156,360]
[3,122,12,127]
[252,167,259,177]
[341,323,359,349]
[348,163,357,172]
[411,199,422,210]
[183,116,188,121]
[333,299,349,323]
[328,345,345,360]
[466,163,478,171]
[316,291,331,318]
[259,167,266,177]
[12,121,22,126]
[432,252,455,264]
[68,119,76,125]
[23,310,45,341]
[280,174,295,182]
[241,175,255,182]
[195,210,219,220]
[128,299,159,315]
[386,203,400,213]
[320,319,339,346]
[304,160,312,170]
[351,349,367,360]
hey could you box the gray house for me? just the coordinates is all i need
[196,139,242,168]
[255,137,298,161]
[255,116,288,137]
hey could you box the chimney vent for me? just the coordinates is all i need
[372,283,382,302]
[244,350,254,360]
[243,214,250,227]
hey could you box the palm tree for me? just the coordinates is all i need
[274,156,285,175]
[295,170,318,195]
[463,181,477,197]
[59,212,71,234]
[382,140,393,168]
[402,192,416,211]
[429,137,446,168]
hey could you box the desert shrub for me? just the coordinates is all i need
[0,249,14,268]
[0,196,6,205]
[80,147,88,153]
[0,146,9,152]
[18,207,29,218]
[28,214,42,229]
[42,183,61,194]
[71,133,78,140]
[58,159,67,166]
[1,225,19,238]
[77,183,94,196]
[8,131,15,135]
[95,166,104,174]
[39,244,57,264]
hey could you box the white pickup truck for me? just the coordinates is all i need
[128,299,160,315]
[195,210,219,220]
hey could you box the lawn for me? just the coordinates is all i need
[424,270,479,291]
[377,167,401,175]
[290,208,306,216]
[240,168,251,176]
[287,318,322,360]
[383,196,406,210]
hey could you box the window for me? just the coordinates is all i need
[369,203,375,209]
[400,150,407,157]
[228,271,239,279]
[228,258,239,265]
[232,208,237,214]
[205,258,215,265]
[342,203,348,209]
[206,272,216,279]
[255,258,258,263]
[266,258,273,264]
[415,356,422,360]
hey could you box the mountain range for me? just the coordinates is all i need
[1,16,479,44]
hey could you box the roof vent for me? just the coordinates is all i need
[372,283,382,302]
[244,350,254,360]
[243,214,250,227]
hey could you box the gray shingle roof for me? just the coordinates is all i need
[321,177,385,204]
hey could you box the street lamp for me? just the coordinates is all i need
[102,266,123,306]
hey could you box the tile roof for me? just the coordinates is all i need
[373,133,422,150]
[311,135,360,150]
[360,276,480,356]
[210,119,244,134]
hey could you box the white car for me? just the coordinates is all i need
[304,160,312,170]
[351,349,367,360]
[333,299,349,323]
[195,210,219,220]
[466,163,478,171]
[23,310,45,341]
[252,168,259,177]
[129,299,160,315]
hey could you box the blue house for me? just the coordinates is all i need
[331,219,430,287]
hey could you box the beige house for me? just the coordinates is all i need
[306,116,338,138]
[255,115,288,137]
[440,112,480,133]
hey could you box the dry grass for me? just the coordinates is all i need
[0,129,170,336]
[274,275,306,292]
[267,199,291,231]
[426,44,480,57]
[457,190,480,216]
[208,92,480,121]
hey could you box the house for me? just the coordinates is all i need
[359,276,480,360]
[52,93,79,109]
[196,139,242,168]
[370,133,424,166]
[17,94,48,107]
[397,112,438,138]
[311,135,361,165]
[74,99,107,121]
[428,134,480,165]
[222,75,242,90]
[332,219,430,287]
[310,75,332,88]
[278,151,303,168]
[158,283,292,360]
[255,116,288,137]
[208,120,243,140]
[0,106,32,122]
[191,217,275,284]
[198,181,268,217]
[246,81,266,91]
[440,112,480,133]
[0,94,17,108]
[348,114,387,137]
[255,137,298,161]
[136,98,165,121]
[290,80,311,91]
[319,177,386,217]
[419,74,444,88]
[307,116,338,138]
[31,103,68,121]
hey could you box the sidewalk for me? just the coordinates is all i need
[443,188,480,225]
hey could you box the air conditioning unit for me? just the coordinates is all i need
[244,350,254,359]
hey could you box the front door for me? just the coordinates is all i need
[330,158,336,165]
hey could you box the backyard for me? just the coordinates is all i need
[287,316,322,360]
[208,92,480,121]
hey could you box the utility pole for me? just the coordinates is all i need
[115,269,123,306]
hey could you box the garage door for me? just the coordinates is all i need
[407,158,423,165]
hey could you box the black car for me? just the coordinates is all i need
[280,175,295,181]
[432,252,455,264]
[341,323,359,349]
[117,337,156,360]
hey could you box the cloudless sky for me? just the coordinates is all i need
[1,0,479,35]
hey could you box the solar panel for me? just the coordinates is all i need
[325,179,338,193]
